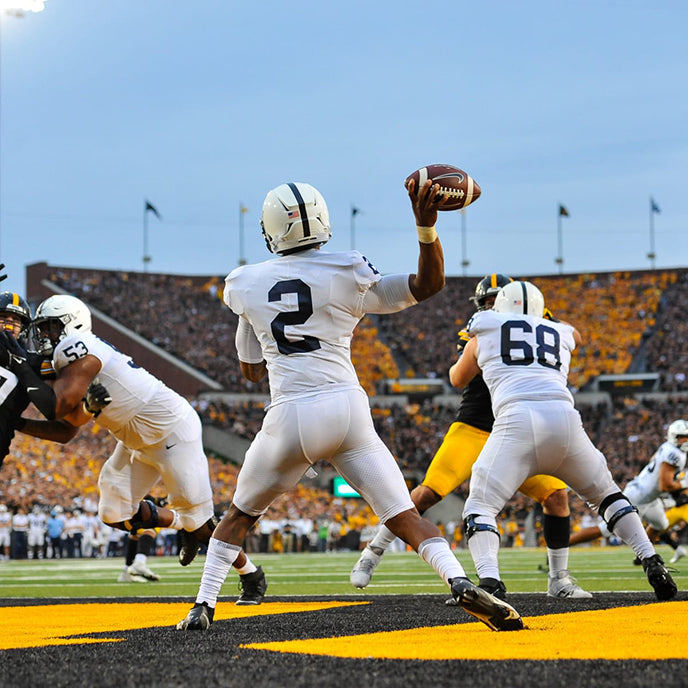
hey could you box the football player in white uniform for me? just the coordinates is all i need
[28,505,47,559]
[570,419,688,563]
[177,179,523,633]
[0,504,10,559]
[451,280,677,601]
[13,295,260,591]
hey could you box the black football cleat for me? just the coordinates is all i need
[236,566,267,605]
[643,554,678,601]
[450,577,523,631]
[176,602,214,631]
[178,530,200,567]
[478,577,508,601]
[178,515,218,566]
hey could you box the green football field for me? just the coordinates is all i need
[0,545,685,598]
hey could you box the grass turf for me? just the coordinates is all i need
[0,545,685,598]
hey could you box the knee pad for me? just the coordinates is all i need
[463,514,500,541]
[109,499,160,535]
[599,493,637,534]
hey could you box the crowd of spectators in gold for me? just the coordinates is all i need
[3,264,683,557]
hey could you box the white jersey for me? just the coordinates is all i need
[625,442,687,505]
[225,248,407,406]
[53,332,191,449]
[466,310,576,416]
[29,512,46,533]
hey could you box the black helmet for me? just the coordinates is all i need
[470,274,513,310]
[0,291,31,329]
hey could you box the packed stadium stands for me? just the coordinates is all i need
[2,263,686,558]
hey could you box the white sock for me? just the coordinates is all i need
[417,536,466,585]
[134,553,147,566]
[234,554,258,576]
[368,525,397,554]
[467,530,501,580]
[547,547,569,578]
[611,512,655,561]
[196,537,241,608]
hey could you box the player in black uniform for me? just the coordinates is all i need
[351,274,591,599]
[0,291,74,468]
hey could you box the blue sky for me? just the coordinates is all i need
[0,0,686,297]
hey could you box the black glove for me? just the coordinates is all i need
[670,489,688,507]
[0,263,6,283]
[83,379,112,416]
[0,330,28,369]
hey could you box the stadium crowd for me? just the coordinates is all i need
[1,265,686,560]
[45,266,686,395]
[2,394,686,560]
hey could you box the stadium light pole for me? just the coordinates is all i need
[142,205,150,272]
[460,209,469,277]
[555,204,569,275]
[647,197,660,270]
[238,203,248,266]
[350,206,360,251]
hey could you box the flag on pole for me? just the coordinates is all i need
[558,204,569,217]
[145,200,162,219]
[651,198,661,214]
[351,206,361,218]
[240,204,249,214]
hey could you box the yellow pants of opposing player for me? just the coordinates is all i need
[665,504,688,530]
[422,421,567,504]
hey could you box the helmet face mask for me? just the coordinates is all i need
[471,274,513,311]
[32,295,92,357]
[493,281,545,317]
[667,420,688,453]
[261,182,332,255]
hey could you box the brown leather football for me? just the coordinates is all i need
[404,164,481,211]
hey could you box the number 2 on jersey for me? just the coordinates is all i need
[269,279,322,355]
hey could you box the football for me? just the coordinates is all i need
[404,164,481,211]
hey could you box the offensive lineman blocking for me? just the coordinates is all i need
[451,279,677,601]
[5,297,264,598]
[351,274,591,599]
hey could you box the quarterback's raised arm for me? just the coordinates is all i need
[406,178,446,302]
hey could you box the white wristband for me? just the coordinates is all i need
[416,226,438,243]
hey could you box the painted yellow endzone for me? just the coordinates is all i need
[0,601,367,650]
[243,602,688,660]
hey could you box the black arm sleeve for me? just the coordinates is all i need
[13,361,57,420]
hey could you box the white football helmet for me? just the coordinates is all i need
[261,182,332,254]
[667,419,688,452]
[493,281,545,317]
[33,294,92,356]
